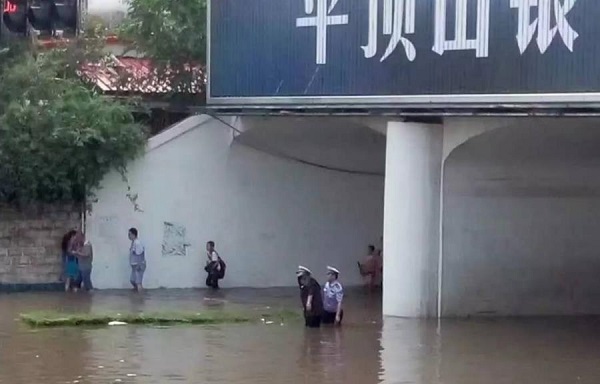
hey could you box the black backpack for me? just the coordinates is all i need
[217,257,226,279]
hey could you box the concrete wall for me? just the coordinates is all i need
[442,118,600,316]
[87,115,385,289]
[0,204,81,289]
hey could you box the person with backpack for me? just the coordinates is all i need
[204,241,225,289]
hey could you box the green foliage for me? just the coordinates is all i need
[0,41,146,204]
[119,0,207,97]
[120,0,207,63]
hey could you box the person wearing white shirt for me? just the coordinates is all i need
[128,228,146,292]
[322,266,344,325]
[205,241,222,289]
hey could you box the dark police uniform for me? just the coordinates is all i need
[300,276,323,327]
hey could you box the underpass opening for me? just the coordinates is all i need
[442,118,600,316]
[88,115,386,290]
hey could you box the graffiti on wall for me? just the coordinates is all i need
[162,221,190,257]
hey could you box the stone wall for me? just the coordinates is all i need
[0,203,81,290]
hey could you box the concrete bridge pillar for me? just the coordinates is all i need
[382,118,512,317]
[383,121,443,317]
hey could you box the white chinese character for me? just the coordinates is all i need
[510,0,579,54]
[432,0,490,58]
[297,0,349,65]
[361,0,416,62]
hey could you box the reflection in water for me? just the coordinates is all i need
[379,318,441,384]
[1,289,600,383]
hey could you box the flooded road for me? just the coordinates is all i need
[1,288,599,384]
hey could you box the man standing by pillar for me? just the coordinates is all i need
[296,266,323,328]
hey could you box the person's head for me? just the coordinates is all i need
[128,228,138,241]
[326,266,339,282]
[296,266,311,285]
[299,273,311,286]
[206,241,215,252]
[61,229,77,252]
[71,231,85,249]
[368,244,376,254]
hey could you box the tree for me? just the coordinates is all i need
[120,0,206,63]
[119,0,206,97]
[0,40,147,205]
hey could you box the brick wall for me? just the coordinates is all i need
[0,203,81,287]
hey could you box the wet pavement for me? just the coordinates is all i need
[0,288,599,384]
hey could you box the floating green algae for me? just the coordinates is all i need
[20,308,300,327]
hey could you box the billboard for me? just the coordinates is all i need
[208,0,600,108]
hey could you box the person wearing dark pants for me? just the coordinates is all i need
[322,266,344,326]
[204,241,222,289]
[296,266,323,328]
[72,231,94,291]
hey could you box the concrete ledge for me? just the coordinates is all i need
[0,282,64,293]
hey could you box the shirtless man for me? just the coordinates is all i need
[358,244,382,289]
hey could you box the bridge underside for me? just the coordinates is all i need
[441,118,600,316]
[87,114,600,317]
[385,117,600,317]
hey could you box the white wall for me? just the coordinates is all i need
[87,115,384,289]
[442,118,600,316]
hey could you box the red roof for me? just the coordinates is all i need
[38,35,124,48]
[37,35,205,96]
[78,55,206,95]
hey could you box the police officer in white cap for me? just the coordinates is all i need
[296,266,323,328]
[322,266,344,325]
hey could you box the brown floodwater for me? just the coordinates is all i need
[0,288,599,384]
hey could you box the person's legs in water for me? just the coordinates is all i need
[205,262,219,289]
[130,265,145,292]
[304,315,321,328]
[80,269,93,291]
[134,264,145,292]
[322,310,343,325]
[65,255,79,292]
[130,266,138,291]
[209,270,219,289]
[71,276,79,293]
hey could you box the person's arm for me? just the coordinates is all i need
[213,251,221,270]
[133,241,144,256]
[306,281,315,311]
[335,286,344,323]
[306,294,313,312]
[75,243,90,257]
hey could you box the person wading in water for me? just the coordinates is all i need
[322,266,344,326]
[128,228,146,292]
[205,241,224,289]
[72,231,94,292]
[60,230,76,283]
[296,266,323,328]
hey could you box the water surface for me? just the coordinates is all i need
[0,288,598,383]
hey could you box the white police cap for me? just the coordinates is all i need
[326,266,340,275]
[296,265,311,276]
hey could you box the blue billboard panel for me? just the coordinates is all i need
[208,0,600,107]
